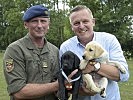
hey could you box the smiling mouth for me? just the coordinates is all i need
[80,30,87,33]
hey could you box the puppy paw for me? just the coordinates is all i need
[100,88,106,98]
[119,68,126,74]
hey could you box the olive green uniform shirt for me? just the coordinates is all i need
[3,34,59,100]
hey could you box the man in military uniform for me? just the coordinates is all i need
[3,4,60,100]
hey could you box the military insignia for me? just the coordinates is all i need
[44,11,48,15]
[65,82,72,90]
[43,61,48,68]
[5,59,14,72]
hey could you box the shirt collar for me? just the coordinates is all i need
[24,34,49,53]
[76,32,96,47]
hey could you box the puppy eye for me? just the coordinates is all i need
[89,48,93,52]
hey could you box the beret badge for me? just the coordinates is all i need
[44,10,48,15]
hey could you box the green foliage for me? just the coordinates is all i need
[0,0,133,56]
[46,10,66,47]
[68,0,133,56]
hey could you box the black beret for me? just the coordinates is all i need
[22,5,50,21]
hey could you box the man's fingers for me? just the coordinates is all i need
[68,69,78,79]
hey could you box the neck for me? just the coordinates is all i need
[30,35,45,48]
[80,39,91,46]
[34,40,44,48]
[79,35,94,46]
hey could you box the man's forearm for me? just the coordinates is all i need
[13,81,59,99]
[97,63,120,81]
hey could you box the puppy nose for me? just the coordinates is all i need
[82,55,85,59]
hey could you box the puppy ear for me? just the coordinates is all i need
[61,55,64,68]
[95,44,104,58]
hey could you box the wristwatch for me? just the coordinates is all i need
[94,62,101,72]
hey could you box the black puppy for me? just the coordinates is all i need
[58,51,82,100]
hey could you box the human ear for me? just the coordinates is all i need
[24,22,28,29]
[92,18,95,26]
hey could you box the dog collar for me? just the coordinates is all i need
[61,69,81,83]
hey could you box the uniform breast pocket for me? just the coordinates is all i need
[26,59,39,71]
[25,58,43,82]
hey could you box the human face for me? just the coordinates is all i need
[70,9,95,42]
[24,17,50,39]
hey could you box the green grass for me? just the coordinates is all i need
[0,52,132,100]
[119,59,133,100]
[0,53,9,100]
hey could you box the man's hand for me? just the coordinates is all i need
[79,82,97,96]
[66,69,97,96]
[68,69,78,79]
[82,64,94,74]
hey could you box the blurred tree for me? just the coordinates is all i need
[67,0,133,57]
[0,0,133,57]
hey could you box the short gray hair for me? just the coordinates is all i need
[69,5,93,18]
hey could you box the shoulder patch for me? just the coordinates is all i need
[5,59,14,72]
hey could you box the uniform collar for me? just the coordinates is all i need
[24,34,49,54]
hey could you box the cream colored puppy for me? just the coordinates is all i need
[80,41,126,98]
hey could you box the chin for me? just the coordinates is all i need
[35,35,44,39]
